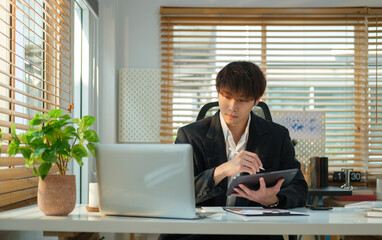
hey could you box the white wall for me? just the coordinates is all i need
[98,0,382,143]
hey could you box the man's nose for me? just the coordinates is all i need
[228,99,238,111]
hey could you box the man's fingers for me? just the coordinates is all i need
[241,165,255,175]
[233,184,251,198]
[242,150,261,163]
[241,154,263,172]
[240,151,263,172]
[238,184,251,193]
[274,178,285,189]
[259,177,266,189]
[241,161,256,174]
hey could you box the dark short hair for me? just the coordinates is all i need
[216,61,266,101]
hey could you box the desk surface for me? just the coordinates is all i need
[0,204,381,236]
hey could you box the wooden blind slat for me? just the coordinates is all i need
[0,107,33,121]
[0,165,59,182]
[0,95,49,114]
[0,157,25,167]
[0,188,37,208]
[160,6,370,15]
[0,178,38,194]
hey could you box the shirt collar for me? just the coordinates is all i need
[219,111,251,146]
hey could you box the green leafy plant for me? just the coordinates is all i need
[291,138,298,147]
[7,109,99,180]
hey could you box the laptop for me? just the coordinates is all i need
[95,143,197,219]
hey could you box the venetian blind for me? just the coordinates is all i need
[0,0,71,208]
[368,16,382,175]
[160,7,382,181]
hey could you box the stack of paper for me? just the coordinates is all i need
[367,208,382,218]
[224,208,308,216]
[344,201,382,209]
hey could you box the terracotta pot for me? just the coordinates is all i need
[38,174,76,216]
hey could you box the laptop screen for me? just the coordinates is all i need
[95,143,196,219]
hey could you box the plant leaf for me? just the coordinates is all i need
[33,166,39,177]
[29,115,48,126]
[82,116,96,128]
[72,118,81,126]
[39,163,52,180]
[72,144,88,158]
[72,144,88,167]
[54,140,71,155]
[83,129,99,142]
[19,147,32,161]
[8,140,19,156]
[11,123,20,144]
[61,114,71,120]
[29,137,44,148]
[87,143,96,157]
[41,113,50,119]
[31,130,44,138]
[65,131,80,139]
[20,133,28,144]
[44,127,57,144]
[33,146,47,157]
[63,126,76,133]
[25,157,33,168]
[49,109,63,118]
[42,150,57,163]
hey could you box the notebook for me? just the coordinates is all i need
[95,143,197,219]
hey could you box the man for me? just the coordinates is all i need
[161,61,307,240]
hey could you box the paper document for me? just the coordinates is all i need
[224,207,308,216]
[344,201,382,209]
[200,207,226,213]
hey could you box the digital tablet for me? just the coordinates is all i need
[227,168,299,195]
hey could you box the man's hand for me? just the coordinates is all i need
[225,150,263,175]
[213,150,263,186]
[231,177,284,206]
[228,150,263,175]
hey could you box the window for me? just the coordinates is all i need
[0,0,71,209]
[72,0,99,205]
[160,7,382,182]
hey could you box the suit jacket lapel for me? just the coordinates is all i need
[204,111,227,168]
[203,111,228,189]
[246,112,272,169]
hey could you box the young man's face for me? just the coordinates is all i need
[218,90,260,129]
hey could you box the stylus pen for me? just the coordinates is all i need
[259,167,265,171]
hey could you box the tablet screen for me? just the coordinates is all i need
[227,168,299,195]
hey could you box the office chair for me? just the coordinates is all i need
[196,101,273,122]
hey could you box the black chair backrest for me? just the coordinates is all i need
[196,101,272,122]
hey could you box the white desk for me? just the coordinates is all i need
[0,204,381,236]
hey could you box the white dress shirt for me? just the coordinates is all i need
[219,112,251,206]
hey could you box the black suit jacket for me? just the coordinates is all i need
[175,111,308,209]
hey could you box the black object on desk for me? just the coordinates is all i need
[307,186,352,210]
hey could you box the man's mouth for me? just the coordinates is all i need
[226,114,237,119]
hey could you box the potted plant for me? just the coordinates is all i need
[7,109,99,216]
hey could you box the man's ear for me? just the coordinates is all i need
[254,99,261,106]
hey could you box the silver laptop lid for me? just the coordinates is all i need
[95,143,196,219]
